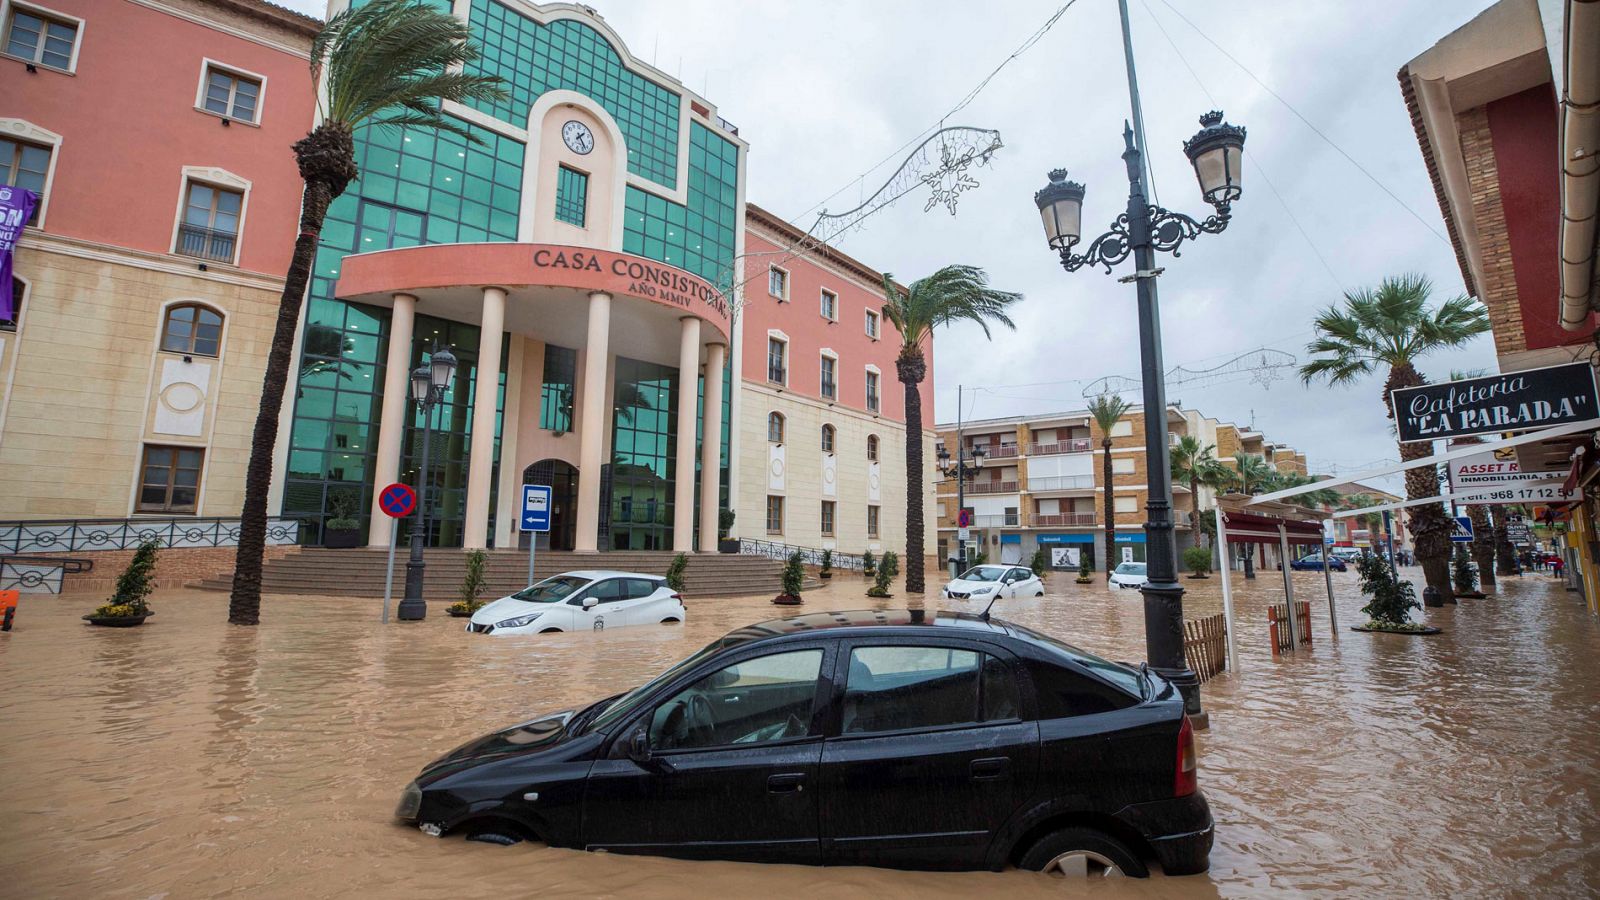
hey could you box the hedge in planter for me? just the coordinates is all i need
[666,552,689,593]
[1029,547,1047,578]
[1075,554,1094,584]
[773,551,804,605]
[448,549,489,617]
[323,488,363,548]
[1354,553,1435,633]
[819,549,834,579]
[1183,545,1211,579]
[86,539,159,626]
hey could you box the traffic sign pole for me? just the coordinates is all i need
[382,525,396,624]
[520,484,553,588]
[528,532,537,588]
[376,482,419,624]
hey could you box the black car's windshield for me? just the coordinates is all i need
[582,639,727,734]
[510,575,590,603]
[1007,622,1147,698]
[960,565,1008,582]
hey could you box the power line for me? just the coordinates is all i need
[1151,0,1452,248]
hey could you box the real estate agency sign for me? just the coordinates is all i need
[1448,446,1577,505]
[1391,362,1599,443]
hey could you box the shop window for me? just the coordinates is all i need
[199,62,262,123]
[0,136,50,225]
[766,495,784,534]
[176,181,243,264]
[767,411,784,444]
[554,164,588,227]
[160,303,224,357]
[821,424,835,453]
[3,3,79,72]
[821,500,835,537]
[138,444,204,513]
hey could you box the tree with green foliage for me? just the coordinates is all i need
[1029,546,1047,577]
[1170,435,1232,543]
[861,549,876,577]
[1183,545,1212,578]
[1300,273,1490,603]
[94,539,161,618]
[1231,453,1276,495]
[819,549,833,578]
[1356,552,1421,627]
[665,552,688,592]
[448,549,489,615]
[228,0,507,626]
[1088,393,1132,578]
[881,266,1022,595]
[780,551,804,599]
[1076,552,1093,583]
[1452,545,1478,594]
[867,554,895,598]
[880,551,900,583]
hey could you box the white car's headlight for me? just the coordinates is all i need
[496,612,544,629]
[971,586,995,595]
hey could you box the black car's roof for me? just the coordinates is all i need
[717,609,1017,647]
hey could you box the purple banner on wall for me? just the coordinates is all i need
[0,187,39,322]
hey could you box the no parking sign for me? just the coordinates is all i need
[379,482,416,518]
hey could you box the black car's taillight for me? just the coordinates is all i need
[1174,715,1197,797]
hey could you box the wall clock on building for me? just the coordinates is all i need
[562,120,594,155]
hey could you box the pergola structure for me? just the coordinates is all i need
[1214,495,1332,671]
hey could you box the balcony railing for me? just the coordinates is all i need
[176,224,237,263]
[971,514,1020,528]
[1027,474,1096,491]
[965,480,1018,495]
[1031,512,1096,527]
[976,444,1019,459]
[1029,438,1093,455]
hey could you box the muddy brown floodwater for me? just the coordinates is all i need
[3,568,1599,897]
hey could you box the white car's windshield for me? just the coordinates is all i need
[511,575,590,603]
[960,565,1008,582]
[1114,563,1146,576]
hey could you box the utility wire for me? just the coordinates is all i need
[1152,0,1452,247]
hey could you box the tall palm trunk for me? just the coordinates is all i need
[1490,505,1517,575]
[897,349,927,594]
[229,124,359,626]
[1102,437,1115,579]
[1385,361,1453,601]
[1468,504,1495,589]
[1188,473,1201,549]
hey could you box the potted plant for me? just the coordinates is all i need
[1183,545,1212,579]
[717,510,740,553]
[1075,553,1094,585]
[1452,547,1485,599]
[1352,553,1440,634]
[773,550,804,606]
[448,549,489,617]
[866,551,895,598]
[1029,546,1048,579]
[862,550,876,579]
[665,552,689,594]
[819,549,833,579]
[323,488,363,548]
[85,539,159,627]
[881,550,900,583]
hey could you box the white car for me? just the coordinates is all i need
[467,570,685,635]
[941,564,1045,601]
[1109,562,1149,590]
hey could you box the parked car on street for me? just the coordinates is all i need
[1109,562,1149,590]
[1289,553,1347,572]
[942,564,1045,600]
[1330,547,1365,563]
[467,571,684,635]
[401,609,1213,878]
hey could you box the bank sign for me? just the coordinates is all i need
[1390,362,1599,443]
[1448,448,1577,505]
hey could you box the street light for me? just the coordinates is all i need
[398,345,456,621]
[938,430,985,575]
[1031,2,1245,728]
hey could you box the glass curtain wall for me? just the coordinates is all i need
[608,356,678,550]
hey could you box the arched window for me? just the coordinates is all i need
[867,434,879,462]
[160,303,224,356]
[767,411,785,444]
[821,424,835,453]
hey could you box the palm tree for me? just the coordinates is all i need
[1231,453,1276,495]
[880,266,1020,594]
[1338,492,1382,553]
[1272,471,1341,510]
[228,0,506,626]
[1088,393,1132,579]
[1169,435,1230,544]
[1300,274,1489,601]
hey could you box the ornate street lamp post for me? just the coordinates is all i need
[1032,0,1245,727]
[398,346,457,621]
[937,436,985,574]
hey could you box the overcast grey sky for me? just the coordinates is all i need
[284,0,1506,490]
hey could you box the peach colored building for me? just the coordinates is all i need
[0,0,316,524]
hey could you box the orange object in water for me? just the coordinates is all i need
[0,589,18,632]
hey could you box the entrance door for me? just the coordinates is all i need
[522,460,577,550]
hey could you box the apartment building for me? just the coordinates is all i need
[933,404,1308,570]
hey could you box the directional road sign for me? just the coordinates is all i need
[521,484,552,532]
[1451,515,1474,543]
[378,482,416,519]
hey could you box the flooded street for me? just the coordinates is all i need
[3,568,1598,897]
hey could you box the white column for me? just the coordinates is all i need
[699,341,727,552]
[493,336,525,551]
[463,287,507,549]
[574,291,611,552]
[672,317,701,551]
[367,293,416,547]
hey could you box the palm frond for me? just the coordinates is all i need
[881,264,1020,352]
[1088,393,1132,433]
[1301,272,1489,386]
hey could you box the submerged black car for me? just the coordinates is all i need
[398,610,1213,878]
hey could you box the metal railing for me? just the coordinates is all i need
[977,444,1019,459]
[1,555,94,594]
[739,538,865,571]
[0,516,305,554]
[176,224,237,263]
[1031,512,1096,527]
[965,480,1019,495]
[1029,438,1093,455]
[1027,474,1096,491]
[971,514,1020,528]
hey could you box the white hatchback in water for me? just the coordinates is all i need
[1109,562,1149,590]
[467,570,685,635]
[941,564,1045,601]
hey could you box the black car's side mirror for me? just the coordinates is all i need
[625,727,652,764]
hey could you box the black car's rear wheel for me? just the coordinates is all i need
[1021,827,1146,878]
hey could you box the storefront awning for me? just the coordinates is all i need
[1220,511,1324,546]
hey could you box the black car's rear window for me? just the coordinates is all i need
[1006,623,1146,700]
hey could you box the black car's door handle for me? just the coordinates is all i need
[970,757,1010,780]
[767,772,806,793]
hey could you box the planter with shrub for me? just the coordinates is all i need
[819,549,833,579]
[447,549,489,617]
[1183,545,1212,579]
[666,552,688,594]
[862,550,876,579]
[1351,553,1440,635]
[773,551,804,606]
[1029,547,1047,578]
[1075,554,1094,585]
[323,488,363,548]
[85,539,159,627]
[717,510,740,553]
[866,551,897,598]
[1452,547,1486,599]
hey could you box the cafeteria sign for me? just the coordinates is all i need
[1390,362,1599,443]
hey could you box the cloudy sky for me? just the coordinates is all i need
[284,0,1508,490]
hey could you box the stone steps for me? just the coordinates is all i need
[189,547,818,600]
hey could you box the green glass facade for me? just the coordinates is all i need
[554,165,588,226]
[283,2,739,549]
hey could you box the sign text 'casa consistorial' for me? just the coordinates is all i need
[530,248,728,322]
[1390,362,1600,443]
